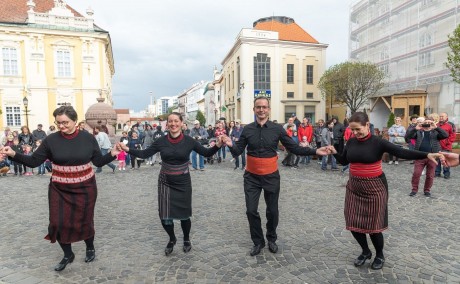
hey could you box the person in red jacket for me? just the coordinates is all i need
[436,112,456,179]
[298,118,313,143]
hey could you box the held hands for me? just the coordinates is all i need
[441,152,460,167]
[116,142,129,152]
[0,146,16,158]
[110,146,121,157]
[427,152,444,165]
[315,146,336,156]
[219,135,233,147]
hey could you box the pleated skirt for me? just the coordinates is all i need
[344,174,388,234]
[46,176,97,244]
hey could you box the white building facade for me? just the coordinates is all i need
[350,0,460,129]
[220,16,327,125]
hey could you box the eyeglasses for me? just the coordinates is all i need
[54,120,71,126]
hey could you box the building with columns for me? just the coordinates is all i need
[0,0,114,131]
[220,16,328,125]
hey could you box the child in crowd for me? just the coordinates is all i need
[117,150,127,171]
[11,138,23,176]
[23,144,34,176]
[294,136,312,167]
[34,140,46,175]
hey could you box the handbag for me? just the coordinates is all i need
[393,136,406,145]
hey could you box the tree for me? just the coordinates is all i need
[446,24,460,84]
[318,61,386,114]
[195,110,206,127]
[387,112,395,128]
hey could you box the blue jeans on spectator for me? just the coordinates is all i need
[218,145,226,160]
[191,151,204,169]
[435,150,450,177]
[235,149,246,169]
[321,154,337,170]
[96,148,116,172]
[37,163,46,175]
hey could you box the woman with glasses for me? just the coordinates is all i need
[0,106,119,272]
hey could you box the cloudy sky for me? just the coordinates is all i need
[69,0,351,111]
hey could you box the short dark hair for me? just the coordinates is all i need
[53,106,78,121]
[348,112,369,126]
[410,114,419,120]
[168,112,183,122]
[253,96,270,107]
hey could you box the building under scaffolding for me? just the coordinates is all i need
[349,0,460,129]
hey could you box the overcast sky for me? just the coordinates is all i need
[69,0,351,111]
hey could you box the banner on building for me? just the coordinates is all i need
[254,90,271,98]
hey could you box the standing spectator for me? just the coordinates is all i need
[0,127,11,146]
[214,121,227,161]
[406,116,448,197]
[230,120,245,170]
[32,124,47,141]
[387,117,406,165]
[206,125,214,139]
[117,150,127,171]
[11,138,23,176]
[34,140,46,175]
[128,132,143,169]
[182,123,190,136]
[47,125,57,135]
[119,131,131,166]
[123,121,131,132]
[283,117,297,132]
[298,118,313,145]
[293,136,312,167]
[321,120,339,171]
[282,125,295,167]
[94,126,116,173]
[151,125,165,165]
[291,113,301,129]
[436,112,456,179]
[78,121,88,132]
[18,126,35,147]
[405,115,419,151]
[189,120,208,171]
[314,119,326,152]
[332,116,345,155]
[143,125,155,165]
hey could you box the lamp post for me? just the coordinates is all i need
[23,96,29,128]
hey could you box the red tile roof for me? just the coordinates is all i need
[115,109,130,114]
[254,21,319,44]
[0,0,83,24]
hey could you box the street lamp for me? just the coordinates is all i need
[23,96,29,128]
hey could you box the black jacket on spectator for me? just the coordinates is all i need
[406,127,448,153]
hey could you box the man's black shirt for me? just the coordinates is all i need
[229,120,316,158]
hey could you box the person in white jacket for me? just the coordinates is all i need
[387,117,406,165]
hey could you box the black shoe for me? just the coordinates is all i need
[54,253,75,271]
[435,174,441,177]
[409,191,417,197]
[424,192,431,197]
[234,166,238,170]
[249,243,265,256]
[371,257,385,270]
[444,175,450,179]
[183,241,192,253]
[85,249,95,263]
[268,241,278,253]
[165,240,176,256]
[354,252,372,267]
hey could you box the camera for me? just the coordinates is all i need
[421,123,431,127]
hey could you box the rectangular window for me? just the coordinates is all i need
[253,53,271,90]
[2,47,18,75]
[306,65,314,84]
[306,92,314,99]
[5,106,21,126]
[287,64,294,83]
[56,50,71,77]
[287,92,294,98]
[304,106,316,124]
[284,106,296,123]
[419,52,434,67]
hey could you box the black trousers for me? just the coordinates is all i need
[244,171,280,245]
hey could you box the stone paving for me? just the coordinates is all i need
[0,157,459,283]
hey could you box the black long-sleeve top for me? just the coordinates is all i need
[334,135,429,166]
[229,121,316,158]
[11,131,116,167]
[128,135,219,165]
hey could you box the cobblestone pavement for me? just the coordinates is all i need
[0,157,459,284]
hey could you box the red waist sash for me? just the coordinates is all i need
[349,161,383,177]
[246,155,278,175]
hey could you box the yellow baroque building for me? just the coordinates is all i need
[0,0,114,131]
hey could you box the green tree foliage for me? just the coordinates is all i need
[387,112,395,128]
[318,62,386,114]
[195,110,206,126]
[446,24,460,84]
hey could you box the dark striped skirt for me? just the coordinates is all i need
[344,174,388,234]
[46,176,97,244]
[158,162,191,220]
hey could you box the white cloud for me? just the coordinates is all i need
[69,0,350,111]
